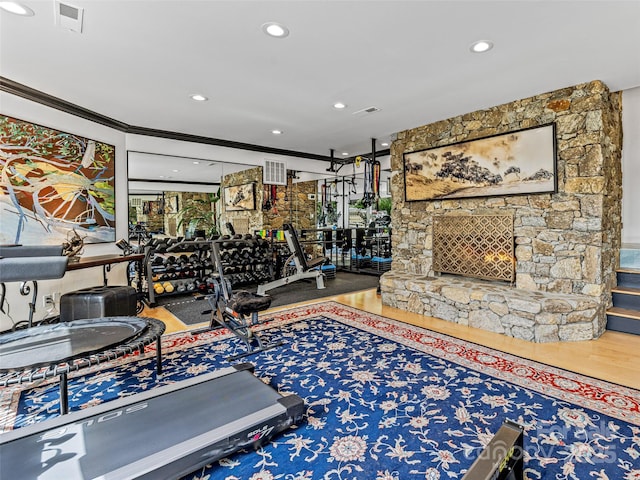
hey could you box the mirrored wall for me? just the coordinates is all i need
[127,150,392,240]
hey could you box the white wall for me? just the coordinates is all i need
[0,92,127,330]
[622,87,640,245]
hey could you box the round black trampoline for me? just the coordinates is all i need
[0,317,165,415]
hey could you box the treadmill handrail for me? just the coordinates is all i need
[0,365,248,443]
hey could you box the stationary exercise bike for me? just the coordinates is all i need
[199,238,282,360]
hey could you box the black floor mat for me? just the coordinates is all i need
[155,272,380,325]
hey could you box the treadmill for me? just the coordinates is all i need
[0,363,305,479]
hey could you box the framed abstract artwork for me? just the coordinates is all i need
[404,123,557,201]
[0,115,116,245]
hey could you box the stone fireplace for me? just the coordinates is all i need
[380,80,623,342]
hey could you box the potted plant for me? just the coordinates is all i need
[177,189,220,238]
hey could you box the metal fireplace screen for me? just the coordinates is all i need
[432,215,515,283]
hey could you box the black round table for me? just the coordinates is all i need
[0,317,165,415]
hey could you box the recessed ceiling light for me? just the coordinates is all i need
[342,152,349,156]
[272,129,283,135]
[262,22,289,38]
[333,102,347,110]
[190,94,208,102]
[158,175,165,178]
[192,161,200,165]
[470,40,493,53]
[381,142,389,147]
[172,169,180,173]
[0,1,35,15]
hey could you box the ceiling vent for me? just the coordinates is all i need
[55,1,84,33]
[352,106,381,117]
[263,159,287,186]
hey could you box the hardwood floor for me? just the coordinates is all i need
[143,288,640,390]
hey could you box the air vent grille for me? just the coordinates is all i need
[264,159,287,185]
[55,1,84,33]
[352,106,381,116]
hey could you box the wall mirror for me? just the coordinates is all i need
[127,150,392,239]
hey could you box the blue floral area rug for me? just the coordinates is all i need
[1,302,639,480]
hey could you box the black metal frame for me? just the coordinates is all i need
[198,239,282,360]
[0,317,165,415]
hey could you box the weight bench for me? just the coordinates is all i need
[256,224,327,296]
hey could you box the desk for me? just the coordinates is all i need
[66,253,144,286]
[0,317,165,415]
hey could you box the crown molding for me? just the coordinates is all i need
[0,77,129,131]
[1,76,389,163]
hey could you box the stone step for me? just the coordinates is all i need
[617,269,640,288]
[606,307,640,336]
[612,287,640,310]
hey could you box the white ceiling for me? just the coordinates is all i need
[2,0,639,167]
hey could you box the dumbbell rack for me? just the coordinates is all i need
[215,235,274,287]
[143,239,215,306]
[142,236,276,306]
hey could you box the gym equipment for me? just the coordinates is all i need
[142,238,216,305]
[461,420,524,480]
[257,224,327,296]
[60,285,137,322]
[198,240,281,360]
[0,363,305,480]
[0,317,165,415]
[0,245,68,329]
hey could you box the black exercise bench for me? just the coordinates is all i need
[257,224,327,295]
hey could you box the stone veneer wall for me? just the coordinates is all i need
[262,180,317,232]
[222,166,264,234]
[222,166,317,233]
[381,80,623,342]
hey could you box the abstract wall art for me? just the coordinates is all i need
[0,115,116,245]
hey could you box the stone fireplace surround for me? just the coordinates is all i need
[380,80,623,342]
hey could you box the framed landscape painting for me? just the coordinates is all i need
[0,115,116,245]
[404,123,557,201]
[224,183,255,211]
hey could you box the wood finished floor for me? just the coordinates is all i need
[142,288,640,390]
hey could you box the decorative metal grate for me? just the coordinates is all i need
[231,217,250,235]
[432,215,515,283]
